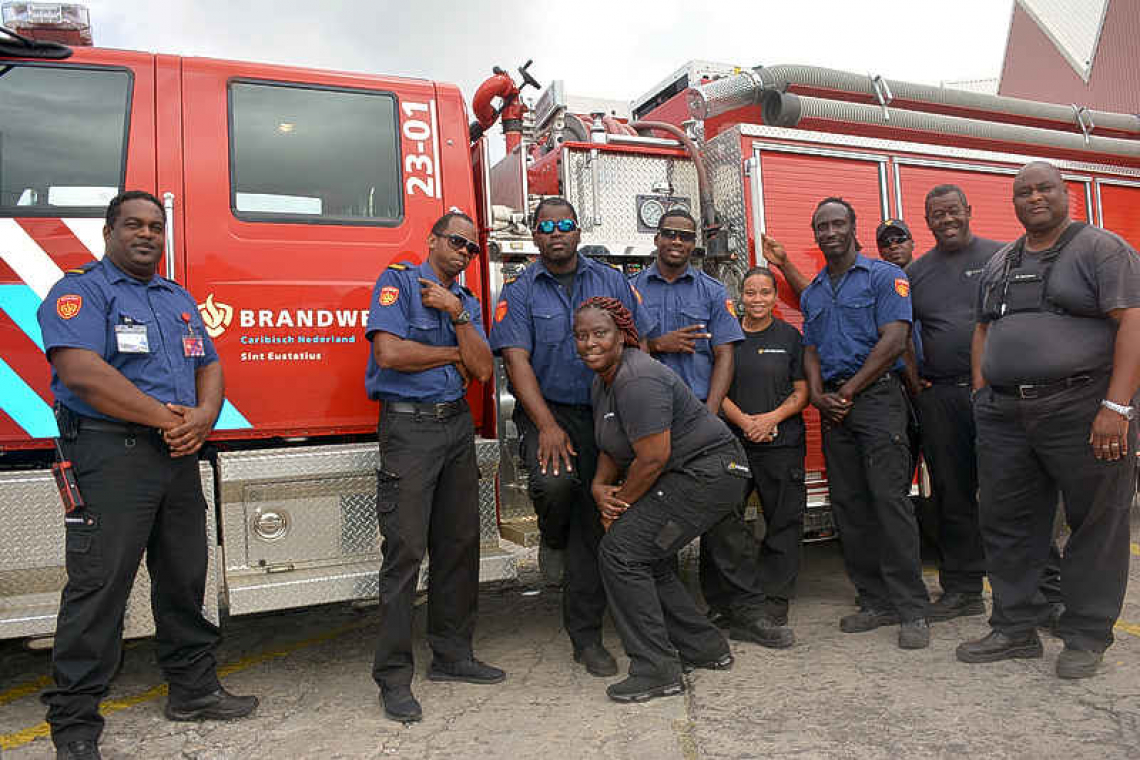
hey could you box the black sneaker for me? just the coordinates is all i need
[606,675,685,703]
[164,686,259,721]
[839,608,900,633]
[380,685,422,723]
[57,740,102,760]
[1056,646,1103,679]
[898,618,931,650]
[573,643,618,677]
[427,657,506,684]
[955,629,1043,663]
[927,593,986,622]
[730,616,795,649]
[680,651,734,674]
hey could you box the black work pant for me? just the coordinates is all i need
[974,378,1136,652]
[372,405,480,689]
[823,375,929,621]
[515,403,607,652]
[44,429,220,747]
[913,383,986,595]
[700,443,806,623]
[599,441,749,680]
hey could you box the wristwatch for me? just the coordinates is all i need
[451,309,471,326]
[1100,399,1136,420]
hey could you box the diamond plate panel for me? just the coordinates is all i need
[704,127,748,298]
[564,148,701,251]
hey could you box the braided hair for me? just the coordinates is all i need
[575,297,640,348]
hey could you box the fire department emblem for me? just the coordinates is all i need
[197,294,234,338]
[494,300,508,323]
[631,285,643,305]
[379,286,400,306]
[725,298,736,317]
[894,278,910,298]
[56,294,82,320]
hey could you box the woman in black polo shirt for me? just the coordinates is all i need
[719,266,810,632]
[573,296,750,704]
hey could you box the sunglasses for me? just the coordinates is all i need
[439,233,481,257]
[881,235,910,247]
[535,218,579,234]
[658,228,697,242]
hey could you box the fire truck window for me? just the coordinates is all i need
[0,65,129,214]
[229,82,401,224]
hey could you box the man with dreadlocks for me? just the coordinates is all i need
[489,198,651,678]
[799,197,931,650]
[573,297,750,703]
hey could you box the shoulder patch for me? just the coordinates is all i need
[725,298,736,317]
[494,300,509,323]
[894,278,910,298]
[379,286,400,306]
[56,294,83,319]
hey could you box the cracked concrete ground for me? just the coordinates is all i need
[3,516,1140,759]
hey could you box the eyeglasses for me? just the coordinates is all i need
[658,228,697,242]
[535,218,579,234]
[881,235,910,247]
[440,233,480,257]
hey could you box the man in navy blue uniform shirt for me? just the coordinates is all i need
[798,197,930,650]
[36,191,257,760]
[633,210,792,649]
[489,197,650,677]
[366,211,505,723]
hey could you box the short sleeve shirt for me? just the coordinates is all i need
[725,318,805,449]
[489,253,652,405]
[37,258,219,421]
[633,263,744,401]
[975,224,1140,385]
[907,236,1003,379]
[800,254,912,382]
[364,260,487,402]
[592,348,735,470]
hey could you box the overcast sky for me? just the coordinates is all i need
[83,0,1015,113]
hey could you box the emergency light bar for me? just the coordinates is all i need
[1,2,92,46]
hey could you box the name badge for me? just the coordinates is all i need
[114,324,149,353]
[183,335,205,357]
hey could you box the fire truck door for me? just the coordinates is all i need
[1096,179,1140,250]
[178,59,443,436]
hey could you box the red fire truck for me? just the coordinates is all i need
[2,5,1138,643]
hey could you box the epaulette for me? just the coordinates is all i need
[387,262,412,271]
[64,261,99,276]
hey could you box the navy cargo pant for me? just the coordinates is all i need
[372,402,480,689]
[599,440,750,680]
[823,374,929,621]
[44,424,221,747]
[974,378,1136,652]
[514,403,608,653]
[700,443,806,624]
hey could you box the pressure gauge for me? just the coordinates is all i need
[638,198,666,230]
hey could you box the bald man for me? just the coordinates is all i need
[959,161,1140,679]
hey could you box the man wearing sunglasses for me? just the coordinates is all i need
[489,197,651,678]
[632,211,792,648]
[365,211,505,723]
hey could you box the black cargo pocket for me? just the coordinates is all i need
[64,528,104,591]
[654,519,686,552]
[376,469,401,515]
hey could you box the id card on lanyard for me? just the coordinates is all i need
[181,312,205,357]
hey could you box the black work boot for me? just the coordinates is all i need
[839,607,900,633]
[606,674,684,703]
[56,740,102,760]
[955,629,1043,663]
[1056,646,1103,679]
[573,643,618,677]
[164,686,259,721]
[927,592,986,622]
[730,616,795,649]
[380,684,422,723]
[680,650,734,674]
[898,618,931,650]
[427,657,506,684]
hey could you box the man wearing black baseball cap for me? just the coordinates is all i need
[876,219,916,269]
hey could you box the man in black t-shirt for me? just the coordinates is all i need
[958,162,1140,679]
[906,185,1004,622]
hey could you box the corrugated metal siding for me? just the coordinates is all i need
[1100,184,1140,249]
[1018,0,1109,78]
[1000,0,1140,113]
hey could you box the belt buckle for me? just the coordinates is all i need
[1017,384,1038,399]
[431,403,449,420]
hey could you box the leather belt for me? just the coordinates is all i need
[928,376,972,387]
[990,374,1094,400]
[77,416,157,435]
[824,373,892,392]
[385,399,467,419]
